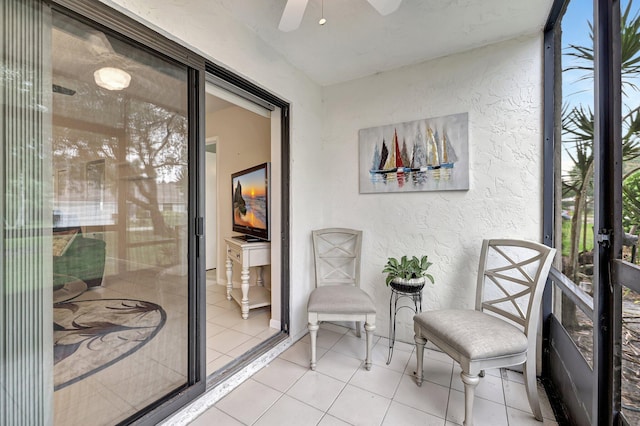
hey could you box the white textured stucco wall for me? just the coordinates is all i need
[321,35,545,342]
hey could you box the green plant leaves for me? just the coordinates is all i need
[382,255,434,286]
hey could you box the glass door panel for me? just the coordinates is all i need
[559,0,596,336]
[51,11,189,425]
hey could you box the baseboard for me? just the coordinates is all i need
[269,319,281,329]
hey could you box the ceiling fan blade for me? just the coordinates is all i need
[366,0,402,16]
[278,0,309,32]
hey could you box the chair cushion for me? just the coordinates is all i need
[414,309,528,361]
[308,285,376,314]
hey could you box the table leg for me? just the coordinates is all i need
[241,266,250,319]
[225,257,233,301]
[387,289,423,365]
[387,290,398,365]
[256,265,264,287]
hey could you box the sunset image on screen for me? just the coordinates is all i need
[232,168,267,230]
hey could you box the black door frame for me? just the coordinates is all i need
[200,64,292,387]
[204,61,291,337]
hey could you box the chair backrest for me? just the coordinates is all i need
[312,228,362,289]
[475,239,556,337]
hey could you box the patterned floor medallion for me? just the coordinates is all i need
[53,299,166,390]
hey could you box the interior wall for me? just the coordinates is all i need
[205,140,217,270]
[321,34,546,342]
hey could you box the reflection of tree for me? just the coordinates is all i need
[125,100,187,237]
[5,144,47,228]
[52,92,187,238]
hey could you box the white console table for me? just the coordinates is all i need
[225,237,271,319]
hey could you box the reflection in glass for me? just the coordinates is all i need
[52,11,189,425]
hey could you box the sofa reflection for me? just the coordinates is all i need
[53,226,106,288]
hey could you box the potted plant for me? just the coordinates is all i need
[382,255,435,292]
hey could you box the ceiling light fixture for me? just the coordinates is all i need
[93,67,131,91]
[319,0,327,25]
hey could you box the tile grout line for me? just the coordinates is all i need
[288,373,348,421]
[255,353,350,421]
[247,382,287,426]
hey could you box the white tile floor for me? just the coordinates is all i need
[205,273,279,375]
[191,322,560,426]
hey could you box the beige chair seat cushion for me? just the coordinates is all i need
[414,309,528,360]
[308,285,376,314]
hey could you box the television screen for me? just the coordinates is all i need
[231,163,270,241]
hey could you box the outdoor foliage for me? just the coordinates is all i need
[562,0,640,281]
[623,171,640,229]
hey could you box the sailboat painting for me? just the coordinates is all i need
[359,112,469,193]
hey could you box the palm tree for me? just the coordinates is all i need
[623,171,640,232]
[562,106,594,282]
[562,0,640,283]
[566,1,640,95]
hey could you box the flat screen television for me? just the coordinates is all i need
[231,162,270,242]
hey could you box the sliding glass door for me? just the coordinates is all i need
[49,9,195,424]
[3,0,206,423]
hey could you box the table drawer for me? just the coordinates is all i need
[227,244,242,263]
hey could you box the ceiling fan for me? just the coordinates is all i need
[278,0,402,32]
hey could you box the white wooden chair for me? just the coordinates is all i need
[413,239,556,426]
[308,228,376,370]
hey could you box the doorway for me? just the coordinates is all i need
[203,82,281,376]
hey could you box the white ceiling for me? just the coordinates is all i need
[216,0,554,86]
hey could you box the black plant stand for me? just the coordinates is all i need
[387,281,423,364]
